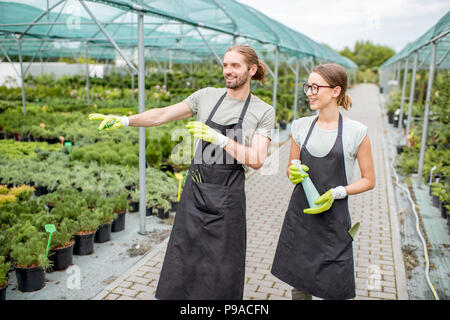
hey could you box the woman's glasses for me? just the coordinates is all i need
[303,83,335,95]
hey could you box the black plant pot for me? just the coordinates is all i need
[0,283,6,300]
[146,207,153,216]
[171,201,179,212]
[431,195,440,208]
[441,203,448,219]
[73,231,96,255]
[45,137,60,144]
[129,202,139,212]
[34,185,49,197]
[280,121,287,130]
[393,118,399,127]
[95,223,112,243]
[48,240,74,271]
[112,211,126,232]
[157,207,169,219]
[13,264,45,292]
[396,145,405,155]
[388,113,394,124]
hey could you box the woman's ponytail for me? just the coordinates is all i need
[338,94,353,110]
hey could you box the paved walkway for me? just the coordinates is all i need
[93,84,408,300]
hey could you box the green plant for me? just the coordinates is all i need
[49,218,76,249]
[9,221,49,268]
[0,256,11,287]
[111,193,129,213]
[73,208,100,234]
[94,204,116,226]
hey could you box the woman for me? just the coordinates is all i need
[271,63,375,300]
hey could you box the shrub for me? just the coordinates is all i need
[0,256,11,287]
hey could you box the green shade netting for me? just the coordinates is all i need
[380,10,450,70]
[0,0,356,69]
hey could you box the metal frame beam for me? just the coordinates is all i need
[406,51,418,139]
[79,0,138,74]
[417,41,437,187]
[398,57,409,130]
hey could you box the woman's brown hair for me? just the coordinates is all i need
[225,45,267,85]
[312,63,352,110]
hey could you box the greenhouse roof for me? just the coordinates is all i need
[380,10,450,70]
[0,0,356,69]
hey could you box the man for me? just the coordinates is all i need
[89,45,275,299]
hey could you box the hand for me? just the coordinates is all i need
[288,164,309,184]
[303,186,347,214]
[186,121,228,148]
[88,113,129,132]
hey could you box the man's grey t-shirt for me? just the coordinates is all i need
[184,87,275,147]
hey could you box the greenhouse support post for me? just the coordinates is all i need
[138,12,147,235]
[406,51,418,139]
[272,46,279,111]
[287,58,300,121]
[85,42,90,105]
[398,57,409,130]
[293,59,300,121]
[17,38,26,116]
[417,41,437,188]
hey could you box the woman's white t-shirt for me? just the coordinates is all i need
[291,116,368,184]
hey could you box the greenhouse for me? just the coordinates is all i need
[0,0,448,304]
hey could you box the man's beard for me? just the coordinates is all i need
[225,72,250,89]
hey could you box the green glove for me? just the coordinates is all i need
[303,186,347,214]
[288,164,309,184]
[88,113,129,132]
[186,121,229,148]
[303,189,333,214]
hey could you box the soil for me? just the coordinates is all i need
[402,245,420,279]
[127,229,171,257]
[51,239,75,250]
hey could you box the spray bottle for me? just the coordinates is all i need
[291,159,320,209]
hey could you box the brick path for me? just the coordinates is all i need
[93,84,408,300]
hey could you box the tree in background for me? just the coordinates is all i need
[339,40,395,83]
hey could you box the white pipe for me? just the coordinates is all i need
[390,155,439,300]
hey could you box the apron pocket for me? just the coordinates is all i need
[192,182,230,216]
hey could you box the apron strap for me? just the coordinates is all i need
[206,92,252,125]
[303,113,343,148]
[303,116,318,148]
[237,93,252,124]
[206,92,227,123]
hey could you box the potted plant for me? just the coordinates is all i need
[0,256,11,300]
[94,204,116,243]
[129,190,140,212]
[111,193,129,232]
[431,183,442,208]
[9,222,49,292]
[438,185,449,219]
[47,218,76,272]
[73,208,100,255]
[155,196,171,220]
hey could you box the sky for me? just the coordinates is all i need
[238,0,450,53]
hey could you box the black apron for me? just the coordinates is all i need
[271,113,356,300]
[155,92,250,300]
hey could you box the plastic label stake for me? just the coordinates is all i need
[292,160,320,209]
[175,173,183,202]
[45,224,56,258]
